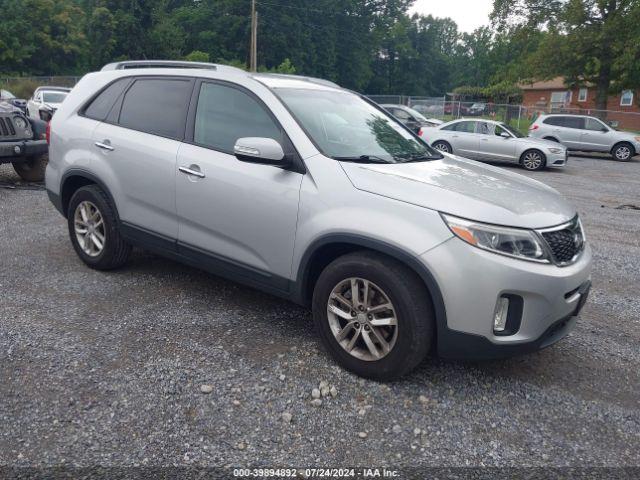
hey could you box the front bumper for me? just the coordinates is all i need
[0,139,48,164]
[546,150,568,168]
[421,236,592,359]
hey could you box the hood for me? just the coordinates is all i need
[615,130,640,142]
[0,101,22,114]
[340,154,576,229]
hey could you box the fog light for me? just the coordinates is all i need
[13,145,21,154]
[493,297,510,333]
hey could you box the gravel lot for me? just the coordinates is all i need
[1,155,639,474]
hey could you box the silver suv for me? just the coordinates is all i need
[529,113,640,161]
[45,62,592,380]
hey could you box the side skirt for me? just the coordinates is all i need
[119,222,296,303]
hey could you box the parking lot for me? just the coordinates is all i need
[1,155,638,470]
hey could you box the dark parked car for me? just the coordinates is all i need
[380,104,442,134]
[467,102,488,116]
[0,100,49,181]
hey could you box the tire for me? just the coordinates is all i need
[520,149,546,171]
[12,154,48,182]
[612,142,634,162]
[311,251,435,381]
[67,185,131,270]
[432,140,452,154]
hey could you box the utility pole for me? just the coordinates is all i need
[250,0,258,72]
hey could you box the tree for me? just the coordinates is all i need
[492,0,640,110]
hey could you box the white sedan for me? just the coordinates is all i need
[27,87,71,120]
[420,118,568,171]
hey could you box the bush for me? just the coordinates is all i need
[2,79,41,99]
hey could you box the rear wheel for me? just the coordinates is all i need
[432,141,452,154]
[520,149,546,171]
[12,154,48,182]
[67,185,131,270]
[612,142,634,161]
[312,251,434,380]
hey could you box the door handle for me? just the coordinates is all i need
[179,165,206,178]
[95,141,114,151]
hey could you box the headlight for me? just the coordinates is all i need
[441,214,549,263]
[13,116,27,129]
[548,147,564,154]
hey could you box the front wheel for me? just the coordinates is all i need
[612,142,634,161]
[312,251,434,380]
[12,154,48,182]
[520,149,546,171]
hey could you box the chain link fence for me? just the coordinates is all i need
[368,95,640,133]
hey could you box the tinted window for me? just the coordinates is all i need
[84,79,130,121]
[194,82,282,152]
[564,116,584,129]
[119,79,192,138]
[543,116,563,126]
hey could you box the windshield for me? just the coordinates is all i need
[500,123,524,138]
[43,92,67,103]
[276,88,442,163]
[1,90,16,99]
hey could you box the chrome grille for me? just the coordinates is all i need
[539,218,585,265]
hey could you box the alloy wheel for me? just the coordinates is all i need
[326,277,398,361]
[433,142,450,153]
[615,146,631,160]
[522,151,543,170]
[74,201,105,257]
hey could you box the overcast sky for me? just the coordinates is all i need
[409,0,494,33]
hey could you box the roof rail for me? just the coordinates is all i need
[100,60,243,72]
[253,73,340,89]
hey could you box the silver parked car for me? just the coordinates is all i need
[529,113,640,161]
[421,118,568,170]
[45,61,591,380]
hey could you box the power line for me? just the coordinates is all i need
[256,0,362,18]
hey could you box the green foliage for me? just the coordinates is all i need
[492,0,640,109]
[184,50,210,63]
[2,78,42,99]
[0,0,638,101]
[453,82,522,102]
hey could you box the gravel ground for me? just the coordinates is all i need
[0,155,639,474]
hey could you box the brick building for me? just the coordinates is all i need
[520,77,640,131]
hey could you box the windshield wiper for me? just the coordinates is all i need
[398,152,443,162]
[332,155,392,164]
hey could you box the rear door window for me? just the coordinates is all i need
[193,82,282,153]
[118,78,193,139]
[563,116,585,129]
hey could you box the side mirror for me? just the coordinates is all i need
[601,127,609,133]
[234,137,289,167]
[500,132,511,138]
